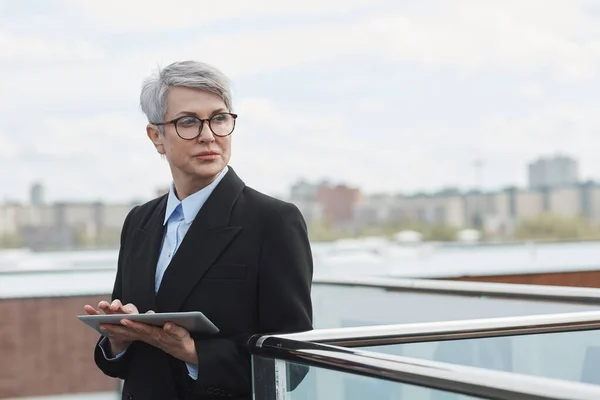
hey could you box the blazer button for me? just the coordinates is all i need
[206,387,214,395]
[122,393,133,400]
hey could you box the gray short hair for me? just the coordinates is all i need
[140,60,233,130]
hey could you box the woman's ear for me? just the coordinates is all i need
[146,125,165,155]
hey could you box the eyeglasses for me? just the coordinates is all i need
[152,113,238,140]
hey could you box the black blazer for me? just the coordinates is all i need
[93,167,313,400]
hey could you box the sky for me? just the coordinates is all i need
[2,0,600,203]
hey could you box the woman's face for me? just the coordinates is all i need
[147,86,232,194]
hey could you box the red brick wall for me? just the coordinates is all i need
[447,270,600,288]
[0,295,119,399]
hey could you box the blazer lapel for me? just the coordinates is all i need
[128,196,167,313]
[155,167,245,312]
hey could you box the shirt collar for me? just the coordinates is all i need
[163,166,229,225]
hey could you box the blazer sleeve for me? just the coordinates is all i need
[186,202,314,398]
[93,205,139,379]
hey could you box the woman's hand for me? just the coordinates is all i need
[98,315,198,365]
[83,299,139,356]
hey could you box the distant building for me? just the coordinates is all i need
[317,184,362,227]
[0,202,134,250]
[290,180,320,203]
[356,193,466,228]
[528,155,579,189]
[30,182,45,205]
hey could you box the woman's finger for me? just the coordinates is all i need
[121,319,150,333]
[110,299,123,311]
[100,324,131,337]
[122,303,139,314]
[83,304,102,315]
[163,323,188,339]
[93,300,140,316]
[98,301,111,312]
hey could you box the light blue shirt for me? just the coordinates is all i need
[100,166,229,380]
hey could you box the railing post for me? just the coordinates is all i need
[274,359,290,400]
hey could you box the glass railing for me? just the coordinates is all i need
[252,354,485,400]
[369,328,600,384]
[312,276,600,329]
[304,307,600,385]
[250,336,600,399]
[252,310,600,399]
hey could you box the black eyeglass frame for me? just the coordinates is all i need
[152,112,238,139]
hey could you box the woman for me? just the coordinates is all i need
[84,60,313,400]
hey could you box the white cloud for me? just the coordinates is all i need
[0,33,103,60]
[14,113,171,202]
[355,99,387,113]
[31,114,144,157]
[3,0,600,201]
[2,0,599,109]
[235,101,600,195]
[481,106,600,155]
[449,105,600,188]
[2,0,599,83]
[0,129,16,157]
[366,1,600,81]
[229,97,436,195]
[65,0,379,32]
[236,98,344,134]
[128,0,600,82]
[517,84,544,99]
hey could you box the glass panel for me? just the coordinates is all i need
[361,329,600,385]
[312,283,599,329]
[252,355,487,400]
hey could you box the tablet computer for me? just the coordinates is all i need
[77,311,219,335]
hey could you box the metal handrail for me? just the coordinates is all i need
[251,337,600,400]
[259,310,600,347]
[0,266,116,275]
[4,267,600,302]
[314,275,600,304]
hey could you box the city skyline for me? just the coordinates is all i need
[2,1,600,203]
[2,153,590,205]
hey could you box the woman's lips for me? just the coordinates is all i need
[194,151,219,161]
